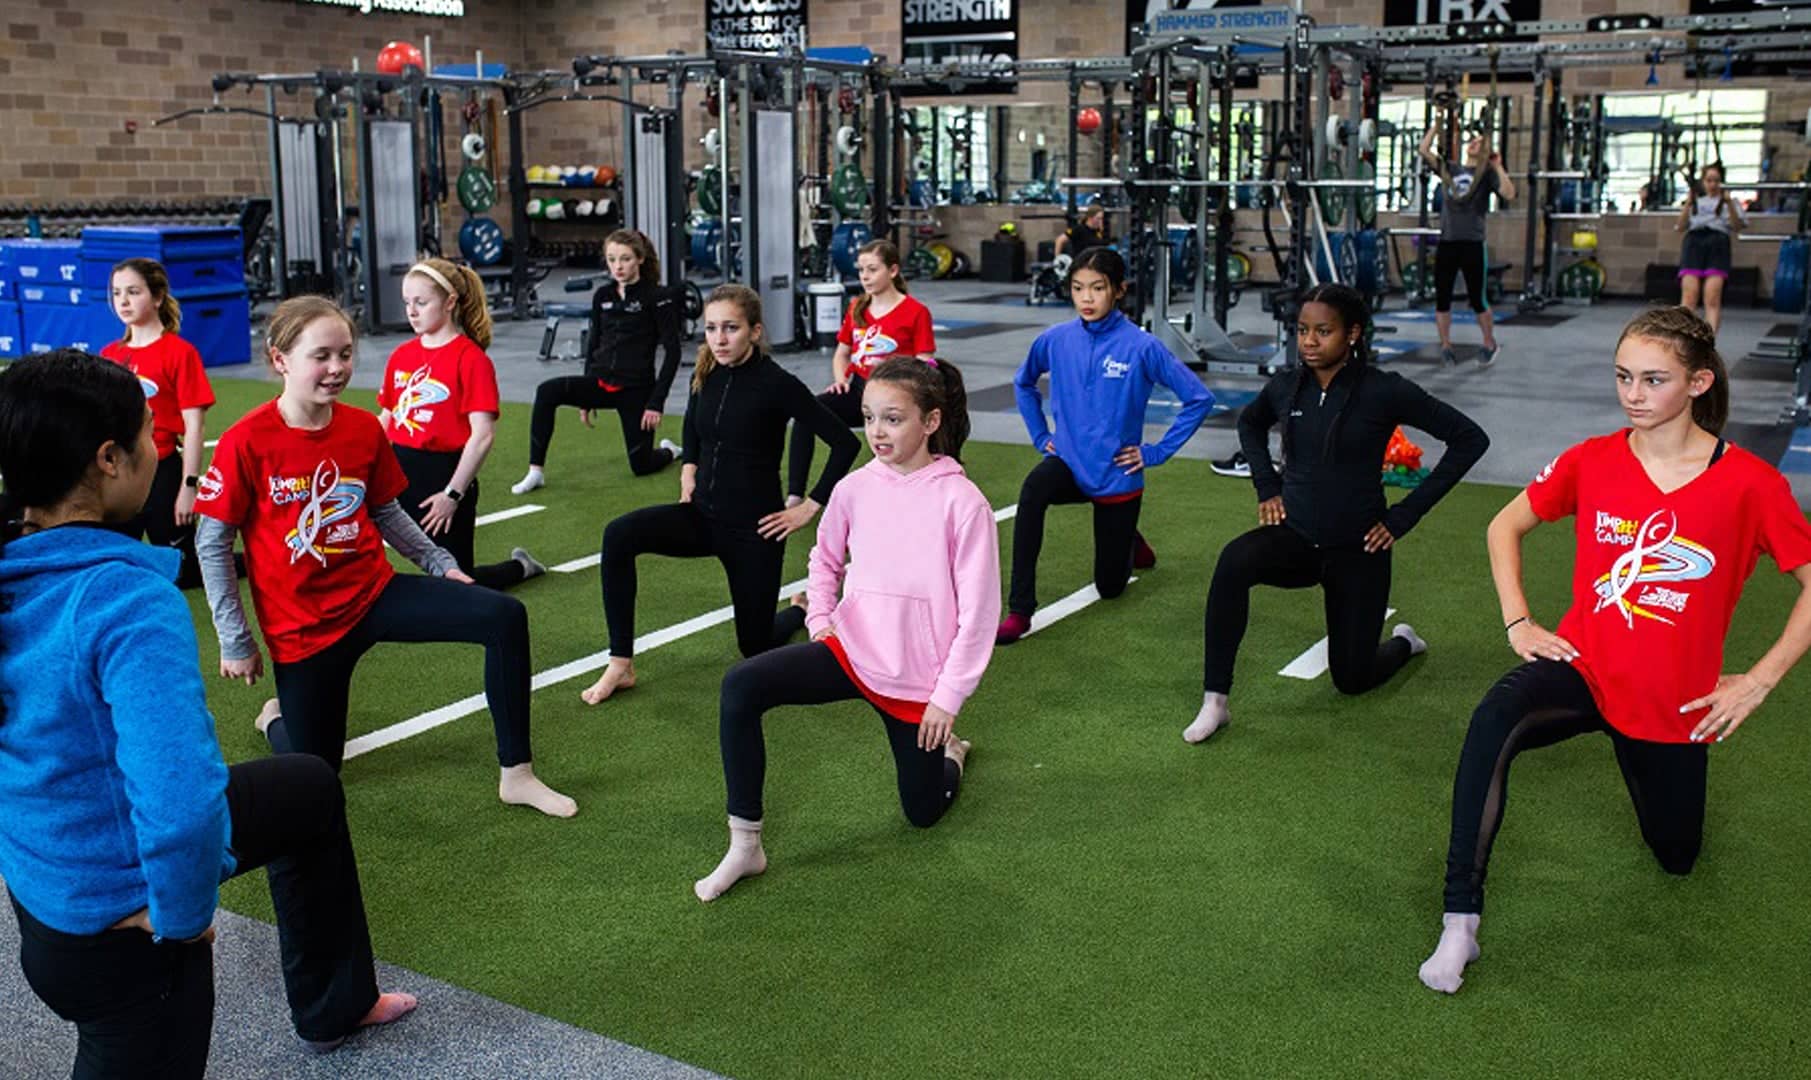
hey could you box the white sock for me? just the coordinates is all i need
[498,763,577,818]
[255,698,281,735]
[694,815,766,902]
[1393,623,1429,656]
[510,467,545,495]
[659,438,681,456]
[512,546,547,579]
[1183,692,1230,744]
[945,736,971,776]
[1418,912,1481,994]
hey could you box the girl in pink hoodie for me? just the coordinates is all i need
[694,356,1001,902]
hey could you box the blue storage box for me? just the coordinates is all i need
[0,304,21,358]
[16,282,86,306]
[81,226,244,296]
[0,239,83,287]
[21,301,117,355]
[178,288,253,367]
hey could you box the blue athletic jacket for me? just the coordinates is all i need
[0,525,232,939]
[1014,309,1214,498]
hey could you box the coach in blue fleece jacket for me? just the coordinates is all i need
[997,247,1214,645]
[0,351,413,1077]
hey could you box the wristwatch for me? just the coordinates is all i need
[444,486,463,502]
[183,475,200,489]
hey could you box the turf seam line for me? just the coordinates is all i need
[342,577,810,760]
[1277,606,1396,680]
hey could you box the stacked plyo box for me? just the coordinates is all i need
[0,240,107,357]
[81,226,251,367]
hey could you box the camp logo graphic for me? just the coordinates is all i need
[852,325,900,365]
[389,365,451,437]
[271,460,368,567]
[1452,172,1475,198]
[1101,354,1131,378]
[137,375,159,400]
[196,465,225,503]
[1592,510,1714,627]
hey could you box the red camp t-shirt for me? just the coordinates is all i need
[1526,431,1811,742]
[100,334,214,460]
[196,400,409,663]
[839,295,936,379]
[377,335,501,454]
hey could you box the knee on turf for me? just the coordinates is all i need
[1647,835,1701,876]
[1329,667,1369,696]
[1096,575,1129,601]
[900,798,948,829]
[628,453,667,478]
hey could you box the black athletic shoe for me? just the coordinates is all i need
[1479,344,1501,368]
[1211,451,1251,478]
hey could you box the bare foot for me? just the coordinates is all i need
[791,592,808,609]
[580,659,636,705]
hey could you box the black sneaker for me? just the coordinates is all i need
[1479,343,1501,368]
[1211,451,1251,478]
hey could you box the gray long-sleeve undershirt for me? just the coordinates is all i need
[195,500,460,661]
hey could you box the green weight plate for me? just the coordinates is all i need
[830,163,869,217]
[456,167,497,214]
[1319,159,1345,229]
[1355,159,1377,229]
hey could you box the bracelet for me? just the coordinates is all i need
[1504,616,1529,633]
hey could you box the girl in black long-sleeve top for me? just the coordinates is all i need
[514,230,683,494]
[581,284,861,705]
[1185,284,1490,743]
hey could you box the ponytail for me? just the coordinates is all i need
[604,229,661,286]
[867,356,970,461]
[409,256,493,349]
[110,258,182,340]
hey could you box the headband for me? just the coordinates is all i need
[408,262,458,297]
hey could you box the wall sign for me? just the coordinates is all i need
[1382,0,1539,30]
[902,0,1018,95]
[300,0,467,15]
[1127,0,1263,54]
[707,0,809,52]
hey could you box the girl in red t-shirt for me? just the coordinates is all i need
[785,240,935,509]
[100,258,216,588]
[1419,306,1811,994]
[194,297,577,819]
[379,257,544,591]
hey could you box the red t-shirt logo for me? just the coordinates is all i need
[1590,509,1715,628]
[271,459,369,567]
[389,365,452,439]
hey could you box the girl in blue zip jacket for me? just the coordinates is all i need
[997,247,1214,644]
[0,352,413,1075]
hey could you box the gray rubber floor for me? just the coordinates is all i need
[0,900,724,1080]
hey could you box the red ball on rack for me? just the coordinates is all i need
[1076,107,1102,135]
[376,41,425,76]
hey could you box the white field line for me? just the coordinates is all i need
[1020,577,1136,640]
[343,576,810,760]
[473,504,545,527]
[1278,607,1396,680]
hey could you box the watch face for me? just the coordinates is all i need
[184,476,200,488]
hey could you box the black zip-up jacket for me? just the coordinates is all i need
[586,278,683,407]
[1237,362,1489,547]
[682,351,861,526]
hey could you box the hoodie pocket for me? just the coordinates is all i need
[834,589,939,685]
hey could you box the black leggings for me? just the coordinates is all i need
[393,445,526,591]
[719,641,960,825]
[786,375,865,499]
[600,501,805,660]
[126,453,201,589]
[12,754,379,1077]
[528,375,673,475]
[1434,239,1488,313]
[1441,660,1708,915]
[1008,455,1142,617]
[1203,524,1411,695]
[269,573,533,771]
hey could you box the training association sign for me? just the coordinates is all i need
[902,0,1019,94]
[707,0,809,52]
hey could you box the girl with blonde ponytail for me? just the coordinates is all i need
[377,256,544,590]
[101,257,216,588]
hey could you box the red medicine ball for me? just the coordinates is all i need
[377,41,425,76]
[1077,107,1102,135]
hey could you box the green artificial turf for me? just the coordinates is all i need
[192,375,1811,1079]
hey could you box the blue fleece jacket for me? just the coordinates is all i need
[1014,309,1214,498]
[0,525,232,939]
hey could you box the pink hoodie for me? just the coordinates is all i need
[805,456,1001,717]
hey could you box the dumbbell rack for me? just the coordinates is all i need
[0,199,244,241]
[521,180,625,264]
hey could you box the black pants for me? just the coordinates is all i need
[1008,455,1142,617]
[269,574,532,771]
[126,453,201,589]
[1441,660,1708,914]
[12,755,379,1077]
[528,375,673,475]
[1202,524,1410,696]
[1434,239,1488,313]
[786,375,865,499]
[601,501,805,660]
[719,641,960,825]
[393,445,526,591]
